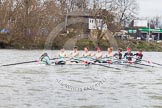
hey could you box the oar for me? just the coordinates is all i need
[50,57,69,60]
[92,63,121,70]
[1,60,39,67]
[51,57,72,65]
[141,59,162,67]
[88,57,142,70]
[115,59,144,69]
[133,62,155,67]
[114,57,155,68]
[50,57,62,60]
[1,57,60,67]
[120,63,144,69]
[132,57,162,67]
[77,57,121,70]
[121,56,153,68]
[93,57,143,69]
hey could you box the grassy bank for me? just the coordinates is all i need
[76,38,162,51]
[116,39,162,51]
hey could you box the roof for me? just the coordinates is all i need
[67,10,103,18]
[68,10,91,17]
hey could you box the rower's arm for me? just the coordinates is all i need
[113,53,117,57]
[92,53,96,57]
[47,55,50,59]
[80,53,84,58]
[124,53,127,58]
[73,52,79,57]
[131,53,134,57]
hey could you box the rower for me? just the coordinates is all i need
[113,48,123,60]
[40,53,51,65]
[81,47,91,64]
[70,46,80,63]
[113,48,123,63]
[82,47,91,58]
[124,47,133,63]
[93,47,103,63]
[71,46,79,57]
[134,49,143,63]
[55,48,67,65]
[105,47,113,64]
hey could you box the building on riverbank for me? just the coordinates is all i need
[127,19,162,41]
[65,10,108,39]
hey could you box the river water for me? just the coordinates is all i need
[0,50,162,108]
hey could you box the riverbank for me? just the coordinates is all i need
[116,39,162,51]
[77,38,162,51]
[1,35,162,51]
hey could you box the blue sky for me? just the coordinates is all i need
[137,0,162,18]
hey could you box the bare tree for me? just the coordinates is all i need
[0,0,65,47]
[113,0,138,27]
[87,0,122,46]
[150,16,162,28]
[0,0,139,48]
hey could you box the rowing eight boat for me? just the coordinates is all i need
[8,60,155,71]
